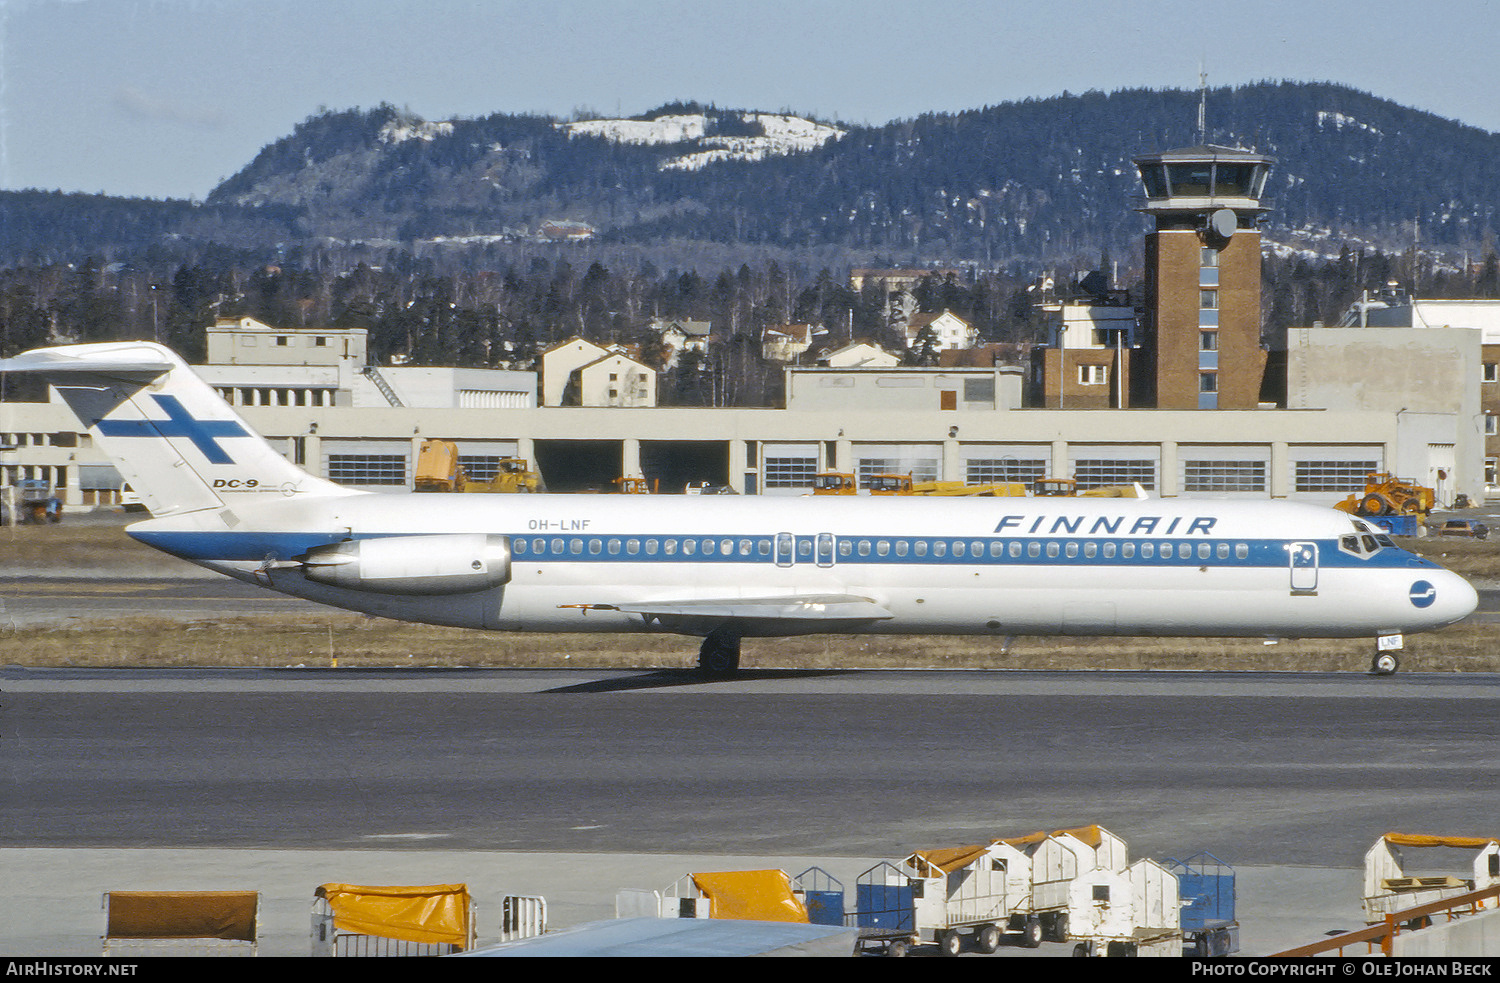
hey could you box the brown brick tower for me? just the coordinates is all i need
[1133,146,1273,408]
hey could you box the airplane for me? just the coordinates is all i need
[0,341,1479,675]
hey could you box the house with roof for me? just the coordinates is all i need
[821,342,900,368]
[541,336,657,407]
[575,350,656,407]
[904,310,977,352]
[761,323,821,362]
[649,318,713,368]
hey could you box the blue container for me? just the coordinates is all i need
[1168,852,1235,932]
[1366,514,1418,537]
[855,883,914,931]
[802,890,845,926]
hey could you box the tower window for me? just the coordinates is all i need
[1200,245,1220,267]
[1079,365,1107,385]
[1199,373,1218,394]
[1200,331,1219,352]
[1200,289,1219,309]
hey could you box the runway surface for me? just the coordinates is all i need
[5,666,1498,862]
[3,666,1496,957]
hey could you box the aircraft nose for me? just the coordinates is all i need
[1410,569,1479,628]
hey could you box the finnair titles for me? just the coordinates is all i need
[0,342,1477,675]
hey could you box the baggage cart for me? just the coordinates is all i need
[1168,852,1239,956]
[854,846,1013,957]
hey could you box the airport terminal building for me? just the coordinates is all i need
[0,311,1482,509]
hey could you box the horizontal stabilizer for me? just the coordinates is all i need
[0,344,175,379]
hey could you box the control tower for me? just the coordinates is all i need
[1132,145,1274,409]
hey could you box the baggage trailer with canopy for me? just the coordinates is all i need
[1028,825,1130,943]
[1066,857,1184,957]
[1363,833,1500,925]
[854,846,1015,957]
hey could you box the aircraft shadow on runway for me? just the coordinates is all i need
[542,668,854,694]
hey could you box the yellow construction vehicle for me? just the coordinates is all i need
[868,474,914,495]
[866,474,1028,497]
[414,440,543,493]
[414,439,464,492]
[1030,477,1146,499]
[613,477,655,494]
[1032,477,1077,497]
[811,472,858,495]
[466,458,543,494]
[1333,472,1434,518]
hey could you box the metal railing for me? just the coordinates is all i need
[1272,884,1499,957]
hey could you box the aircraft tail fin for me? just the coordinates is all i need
[0,341,357,517]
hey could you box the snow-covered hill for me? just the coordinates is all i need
[559,111,842,169]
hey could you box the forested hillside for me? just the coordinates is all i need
[2,81,1498,407]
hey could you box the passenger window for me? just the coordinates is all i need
[552,538,565,554]
[896,540,909,557]
[1236,543,1248,559]
[665,539,678,555]
[953,541,966,558]
[533,538,545,554]
[1046,542,1059,558]
[1198,543,1211,560]
[570,539,583,554]
[877,540,890,556]
[1217,543,1229,559]
[990,542,1003,558]
[608,539,621,555]
[646,539,659,555]
[1028,542,1040,557]
[1085,542,1097,558]
[915,540,928,557]
[1142,542,1154,559]
[739,539,752,556]
[1009,542,1022,558]
[683,539,697,555]
[1103,542,1115,558]
[626,539,640,555]
[1122,542,1135,558]
[1065,542,1078,558]
[858,540,871,556]
[933,541,948,557]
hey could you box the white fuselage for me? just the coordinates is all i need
[128,492,1477,641]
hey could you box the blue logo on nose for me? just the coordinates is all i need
[1409,581,1437,608]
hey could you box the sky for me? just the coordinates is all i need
[3,0,1499,201]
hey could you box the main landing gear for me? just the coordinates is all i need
[697,626,742,673]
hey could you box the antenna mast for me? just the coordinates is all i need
[1197,66,1208,143]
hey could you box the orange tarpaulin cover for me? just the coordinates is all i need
[105,891,258,941]
[315,883,471,947]
[689,870,810,923]
[1384,833,1499,849]
[904,845,989,877]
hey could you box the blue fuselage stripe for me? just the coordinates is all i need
[131,530,1430,572]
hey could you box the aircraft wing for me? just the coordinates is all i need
[564,593,894,632]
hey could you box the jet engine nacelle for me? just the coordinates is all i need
[299,534,511,595]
